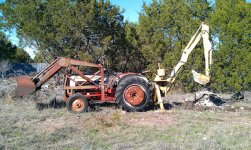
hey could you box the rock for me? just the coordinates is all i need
[203,136,207,141]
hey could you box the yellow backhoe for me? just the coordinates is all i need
[153,22,213,110]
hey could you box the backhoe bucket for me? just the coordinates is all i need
[15,76,36,97]
[192,70,210,85]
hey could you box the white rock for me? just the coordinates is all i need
[203,136,207,140]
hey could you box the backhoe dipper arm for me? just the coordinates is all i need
[170,22,212,79]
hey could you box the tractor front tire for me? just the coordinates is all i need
[116,75,152,111]
[66,93,88,113]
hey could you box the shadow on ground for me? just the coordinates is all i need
[36,99,174,112]
[36,99,119,112]
[36,98,66,111]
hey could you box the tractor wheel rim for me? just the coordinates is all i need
[123,85,145,106]
[71,99,85,112]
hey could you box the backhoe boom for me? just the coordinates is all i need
[154,22,213,110]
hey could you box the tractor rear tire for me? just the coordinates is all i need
[115,75,152,111]
[66,93,88,113]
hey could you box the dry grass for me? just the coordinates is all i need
[0,79,250,149]
[0,95,251,150]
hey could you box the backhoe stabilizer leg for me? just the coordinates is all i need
[155,84,165,111]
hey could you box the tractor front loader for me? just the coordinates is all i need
[16,57,153,113]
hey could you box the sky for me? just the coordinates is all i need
[1,0,251,58]
[110,0,151,22]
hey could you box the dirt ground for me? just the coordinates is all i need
[0,78,251,149]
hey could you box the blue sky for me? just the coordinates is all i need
[110,0,151,22]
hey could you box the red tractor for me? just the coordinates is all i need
[16,57,153,113]
[16,22,213,112]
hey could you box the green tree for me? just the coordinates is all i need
[0,0,129,69]
[33,52,44,63]
[210,0,251,92]
[138,0,212,91]
[0,32,31,62]
[0,32,16,61]
[102,21,147,72]
[121,21,146,72]
[1,0,150,72]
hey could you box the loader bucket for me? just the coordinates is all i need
[192,70,210,85]
[15,76,36,97]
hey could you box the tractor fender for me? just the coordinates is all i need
[116,73,149,84]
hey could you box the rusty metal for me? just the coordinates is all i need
[58,57,101,68]
[15,76,35,97]
[100,67,105,100]
[33,57,60,79]
[32,57,102,90]
[123,85,145,106]
[71,99,85,112]
[80,70,101,86]
[15,57,118,106]
[64,74,81,86]
[69,66,99,86]
[63,85,99,90]
[35,64,62,88]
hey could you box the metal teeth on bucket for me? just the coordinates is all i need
[15,76,36,97]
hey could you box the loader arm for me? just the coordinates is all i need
[154,22,213,110]
[15,57,104,97]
